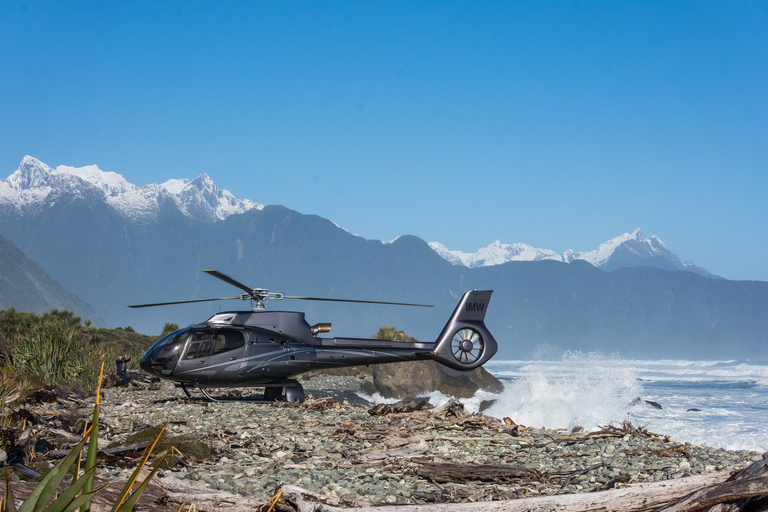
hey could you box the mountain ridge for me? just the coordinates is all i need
[3,157,713,277]
[0,232,105,324]
[1,156,263,223]
[0,156,764,359]
[431,228,715,278]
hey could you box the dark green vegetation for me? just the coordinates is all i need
[0,308,156,395]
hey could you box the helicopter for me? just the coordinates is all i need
[132,270,498,402]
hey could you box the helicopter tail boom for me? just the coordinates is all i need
[431,290,498,371]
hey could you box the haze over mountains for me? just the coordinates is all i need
[1,156,766,359]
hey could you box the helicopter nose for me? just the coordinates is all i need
[140,354,155,376]
[140,347,159,376]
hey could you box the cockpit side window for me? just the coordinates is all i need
[149,328,191,365]
[212,330,245,355]
[184,331,215,359]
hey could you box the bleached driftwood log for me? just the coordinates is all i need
[279,471,744,512]
[4,466,767,512]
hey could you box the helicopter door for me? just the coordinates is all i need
[174,330,218,382]
[206,329,246,383]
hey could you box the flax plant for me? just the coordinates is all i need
[1,362,171,512]
[6,323,79,387]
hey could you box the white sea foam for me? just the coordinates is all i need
[485,357,768,452]
[355,357,768,452]
[482,352,642,432]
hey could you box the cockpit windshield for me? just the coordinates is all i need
[142,327,191,365]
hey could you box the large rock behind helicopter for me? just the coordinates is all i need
[361,327,504,399]
[365,360,504,399]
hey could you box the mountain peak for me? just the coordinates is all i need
[2,157,263,223]
[431,228,715,278]
[55,162,133,197]
[9,156,53,189]
[429,240,562,268]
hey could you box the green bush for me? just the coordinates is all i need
[0,309,156,395]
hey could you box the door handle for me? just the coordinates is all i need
[198,361,206,365]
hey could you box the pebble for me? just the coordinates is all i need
[84,374,763,505]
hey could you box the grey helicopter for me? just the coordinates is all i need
[133,270,498,402]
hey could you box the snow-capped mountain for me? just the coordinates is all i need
[1,157,713,279]
[431,228,715,278]
[0,156,262,223]
[429,240,562,267]
[1,157,763,357]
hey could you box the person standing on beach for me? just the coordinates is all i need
[116,354,131,386]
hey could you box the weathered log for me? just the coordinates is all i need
[662,475,768,512]
[279,472,733,512]
[385,434,435,448]
[666,459,768,512]
[100,440,150,455]
[354,439,429,462]
[412,459,540,483]
[9,464,41,479]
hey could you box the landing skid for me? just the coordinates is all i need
[180,379,305,403]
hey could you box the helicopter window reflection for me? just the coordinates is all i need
[153,328,190,364]
[212,331,245,355]
[185,332,215,359]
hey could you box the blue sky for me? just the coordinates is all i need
[2,1,766,281]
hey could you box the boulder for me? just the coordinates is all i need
[367,360,504,399]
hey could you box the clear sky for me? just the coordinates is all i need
[2,1,766,281]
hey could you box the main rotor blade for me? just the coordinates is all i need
[283,295,433,307]
[128,296,241,308]
[203,269,255,294]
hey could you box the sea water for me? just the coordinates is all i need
[482,355,768,453]
[358,354,768,453]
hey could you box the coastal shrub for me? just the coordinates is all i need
[0,309,156,395]
[373,326,416,342]
[161,322,179,336]
[5,319,80,387]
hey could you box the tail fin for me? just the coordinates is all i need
[432,290,498,371]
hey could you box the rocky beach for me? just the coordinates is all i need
[8,371,764,511]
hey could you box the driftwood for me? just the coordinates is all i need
[276,464,768,512]
[368,400,428,415]
[668,459,768,512]
[354,440,429,462]
[100,440,150,455]
[412,459,540,483]
[385,434,435,448]
[663,475,768,512]
[9,463,41,479]
[4,464,768,512]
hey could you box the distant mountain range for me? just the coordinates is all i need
[429,229,715,278]
[0,156,765,359]
[3,156,713,277]
[2,156,261,223]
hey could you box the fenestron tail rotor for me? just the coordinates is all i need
[128,270,433,310]
[451,327,485,364]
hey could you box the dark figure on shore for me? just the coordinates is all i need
[116,354,131,386]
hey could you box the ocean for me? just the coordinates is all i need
[356,355,768,453]
[472,356,768,453]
